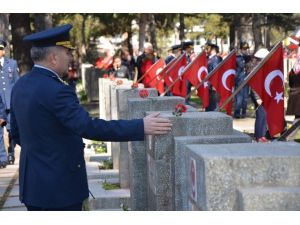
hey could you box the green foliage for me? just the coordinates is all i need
[78,89,88,103]
[92,141,107,154]
[102,180,120,190]
[99,158,113,170]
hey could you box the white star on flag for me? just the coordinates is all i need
[203,81,208,88]
[274,91,283,104]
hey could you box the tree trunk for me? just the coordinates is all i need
[149,14,157,51]
[9,13,33,75]
[34,13,53,31]
[138,14,147,52]
[252,13,264,53]
[126,18,133,56]
[179,13,185,41]
[0,14,11,55]
[229,22,236,51]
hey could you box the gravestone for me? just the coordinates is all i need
[173,131,252,210]
[186,142,300,210]
[127,96,185,210]
[146,111,233,210]
[114,87,156,188]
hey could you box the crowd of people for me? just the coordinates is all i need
[93,37,300,142]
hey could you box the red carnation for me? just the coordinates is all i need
[103,74,109,79]
[131,82,139,89]
[139,89,149,98]
[173,103,187,116]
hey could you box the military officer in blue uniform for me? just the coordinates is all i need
[165,44,181,65]
[234,42,251,118]
[182,41,195,104]
[10,24,172,211]
[0,39,19,166]
[0,90,7,168]
[205,42,222,111]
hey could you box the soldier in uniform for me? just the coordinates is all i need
[205,42,222,111]
[0,91,7,168]
[0,39,19,165]
[10,24,172,211]
[165,44,181,65]
[234,42,251,118]
[182,41,195,104]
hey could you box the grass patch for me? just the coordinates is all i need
[102,180,120,190]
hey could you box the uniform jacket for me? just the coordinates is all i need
[0,57,19,110]
[11,66,144,208]
[287,68,300,116]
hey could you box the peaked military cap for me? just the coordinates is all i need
[23,24,75,49]
[0,39,7,48]
[182,41,194,49]
[240,41,250,49]
[171,44,182,51]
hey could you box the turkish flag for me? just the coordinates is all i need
[208,52,236,115]
[165,53,187,97]
[248,44,285,137]
[142,58,165,91]
[162,56,179,89]
[182,51,209,108]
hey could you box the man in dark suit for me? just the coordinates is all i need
[10,24,172,211]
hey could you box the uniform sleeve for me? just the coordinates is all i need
[52,86,145,142]
[0,96,6,120]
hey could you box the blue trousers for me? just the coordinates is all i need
[254,106,267,138]
[0,127,7,162]
[25,202,83,211]
[234,85,249,117]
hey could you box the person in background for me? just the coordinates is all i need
[0,94,7,168]
[234,42,251,119]
[205,42,222,111]
[286,54,300,140]
[136,42,157,83]
[247,48,270,142]
[0,38,19,165]
[108,55,131,79]
[165,44,181,65]
[120,46,136,80]
[182,41,195,104]
[11,24,172,211]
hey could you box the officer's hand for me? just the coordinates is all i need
[143,112,172,135]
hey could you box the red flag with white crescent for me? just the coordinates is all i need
[142,58,165,94]
[248,44,285,137]
[165,53,187,97]
[182,51,209,108]
[208,53,236,115]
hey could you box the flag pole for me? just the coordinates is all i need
[136,58,162,84]
[153,56,179,87]
[185,49,236,102]
[144,57,181,87]
[160,76,181,96]
[160,53,186,96]
[219,41,282,110]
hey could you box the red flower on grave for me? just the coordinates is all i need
[131,82,139,89]
[139,89,149,98]
[116,79,123,85]
[109,74,116,81]
[103,74,109,79]
[173,103,187,116]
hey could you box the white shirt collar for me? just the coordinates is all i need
[34,64,60,78]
